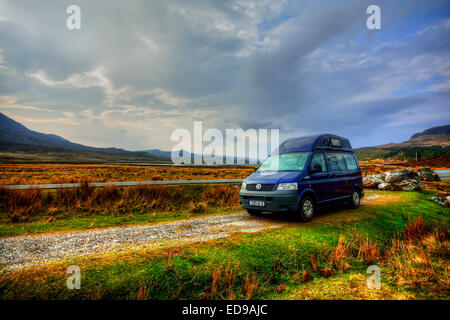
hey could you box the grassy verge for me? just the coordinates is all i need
[1,191,448,300]
[0,184,241,237]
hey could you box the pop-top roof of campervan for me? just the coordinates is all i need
[272,134,353,155]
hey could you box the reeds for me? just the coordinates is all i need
[404,216,430,241]
[385,217,449,296]
[357,237,380,265]
[204,264,259,300]
[0,184,241,221]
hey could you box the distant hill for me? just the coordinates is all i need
[411,124,450,139]
[355,124,450,161]
[142,149,173,159]
[143,149,259,164]
[0,112,170,163]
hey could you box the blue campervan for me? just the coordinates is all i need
[239,134,364,222]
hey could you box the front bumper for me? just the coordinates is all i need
[239,189,300,212]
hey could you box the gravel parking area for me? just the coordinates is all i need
[0,212,284,270]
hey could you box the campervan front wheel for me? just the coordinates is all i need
[299,196,315,222]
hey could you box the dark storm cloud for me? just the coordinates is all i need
[0,0,449,150]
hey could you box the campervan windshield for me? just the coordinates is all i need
[257,152,310,172]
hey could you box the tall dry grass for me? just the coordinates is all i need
[0,184,241,222]
[0,164,254,185]
[204,264,259,300]
[328,235,349,271]
[403,216,430,241]
[384,217,449,297]
[357,237,380,265]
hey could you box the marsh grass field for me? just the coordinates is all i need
[0,164,449,300]
[0,164,255,185]
[0,158,447,185]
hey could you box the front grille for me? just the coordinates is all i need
[246,184,276,191]
[241,195,273,201]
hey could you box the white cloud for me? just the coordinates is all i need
[3,112,79,126]
[27,68,193,108]
[0,95,55,112]
[141,36,160,52]
[147,88,192,107]
[0,3,9,22]
[27,68,116,105]
[385,108,450,127]
[1,0,449,150]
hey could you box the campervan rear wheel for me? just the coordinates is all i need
[299,196,315,222]
[246,209,261,216]
[348,190,360,209]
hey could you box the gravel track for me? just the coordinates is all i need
[0,212,284,270]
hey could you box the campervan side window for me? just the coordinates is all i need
[343,153,358,171]
[326,153,346,171]
[310,153,327,173]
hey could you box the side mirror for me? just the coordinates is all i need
[309,164,322,175]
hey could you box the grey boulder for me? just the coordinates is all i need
[363,175,384,188]
[417,167,440,181]
[378,182,394,191]
[385,169,422,191]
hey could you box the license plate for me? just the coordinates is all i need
[249,200,265,207]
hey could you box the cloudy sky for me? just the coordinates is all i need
[0,0,449,151]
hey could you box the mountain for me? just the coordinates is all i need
[355,124,450,161]
[411,124,450,139]
[142,149,173,159]
[0,112,170,163]
[143,149,259,165]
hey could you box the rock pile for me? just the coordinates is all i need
[363,167,440,191]
[362,175,384,188]
[417,167,441,181]
[431,196,450,208]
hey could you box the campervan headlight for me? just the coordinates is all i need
[276,182,298,191]
[241,182,247,191]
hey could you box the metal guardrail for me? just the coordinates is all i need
[2,170,448,190]
[1,179,244,190]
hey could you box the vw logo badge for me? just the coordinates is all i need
[256,184,262,191]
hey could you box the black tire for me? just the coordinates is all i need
[246,209,261,215]
[348,190,361,209]
[299,196,315,222]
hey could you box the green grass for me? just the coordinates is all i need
[0,208,242,237]
[0,184,241,236]
[1,190,448,300]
